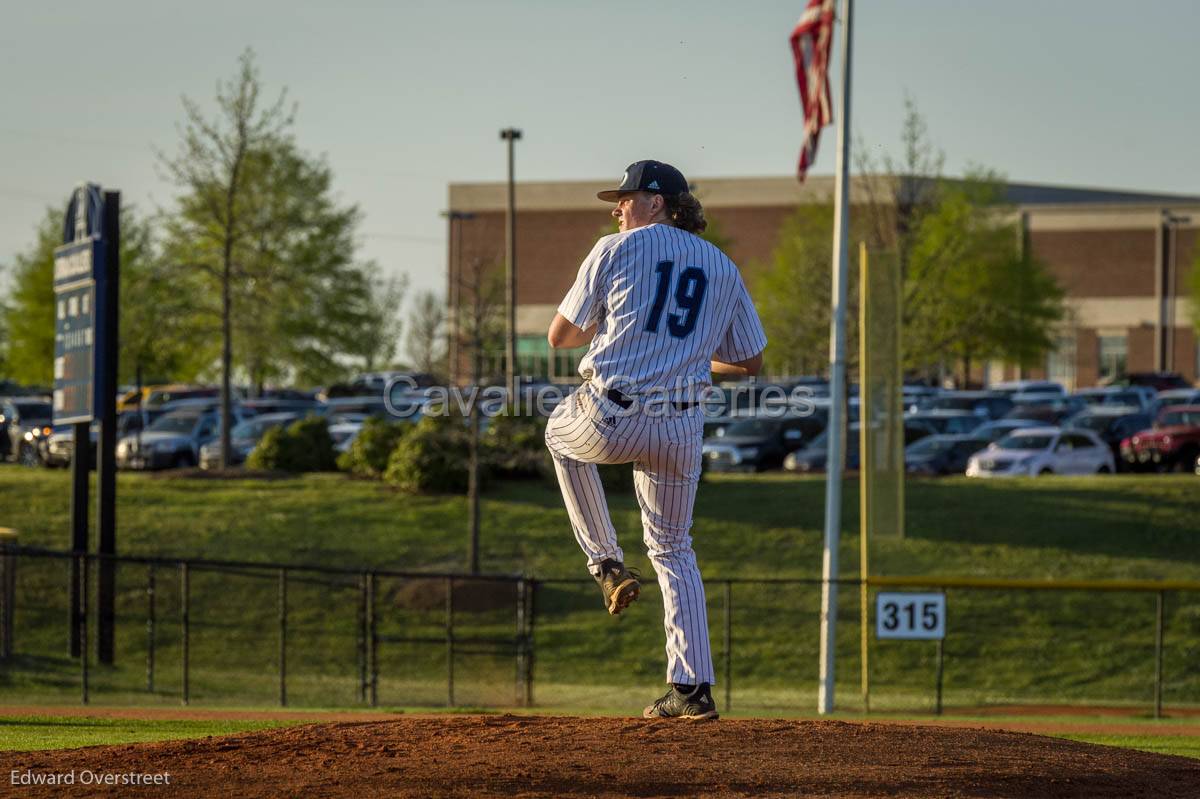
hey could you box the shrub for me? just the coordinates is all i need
[246,416,337,473]
[337,417,410,477]
[384,415,475,493]
[483,413,548,479]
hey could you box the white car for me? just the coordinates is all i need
[966,427,1115,477]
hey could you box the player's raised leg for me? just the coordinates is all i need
[545,389,641,614]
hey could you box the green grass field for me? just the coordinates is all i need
[0,715,297,751]
[0,465,1198,721]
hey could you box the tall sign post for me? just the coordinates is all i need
[53,184,119,664]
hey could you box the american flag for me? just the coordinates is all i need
[790,0,835,181]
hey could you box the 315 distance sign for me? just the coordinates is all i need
[875,592,946,640]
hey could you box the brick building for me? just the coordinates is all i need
[445,175,1198,389]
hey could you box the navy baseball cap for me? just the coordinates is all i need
[597,160,688,202]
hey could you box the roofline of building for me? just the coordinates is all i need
[448,174,1200,219]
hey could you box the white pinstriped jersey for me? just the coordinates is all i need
[558,223,767,395]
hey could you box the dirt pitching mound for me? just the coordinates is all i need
[4,715,1198,798]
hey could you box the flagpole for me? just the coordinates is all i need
[818,0,853,717]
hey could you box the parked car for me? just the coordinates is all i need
[1119,405,1200,473]
[783,420,935,473]
[989,380,1066,397]
[117,406,244,470]
[903,410,984,436]
[198,412,302,469]
[1073,386,1154,411]
[970,418,1044,443]
[966,427,1115,477]
[321,396,392,421]
[1,397,53,465]
[1148,389,1200,420]
[239,398,324,418]
[1004,395,1088,425]
[921,391,1014,420]
[143,385,220,410]
[43,422,98,468]
[702,415,824,472]
[1112,372,1192,392]
[1065,407,1153,469]
[703,418,738,440]
[905,434,991,476]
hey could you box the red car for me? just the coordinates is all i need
[1120,405,1200,473]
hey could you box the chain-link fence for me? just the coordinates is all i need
[1,545,1197,713]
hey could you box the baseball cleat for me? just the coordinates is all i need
[642,683,719,720]
[594,559,640,615]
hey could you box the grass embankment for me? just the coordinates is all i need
[0,465,1197,716]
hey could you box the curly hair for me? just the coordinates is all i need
[664,192,707,235]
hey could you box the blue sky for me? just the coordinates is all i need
[2,0,1197,319]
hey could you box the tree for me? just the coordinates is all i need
[405,290,446,378]
[904,171,1064,380]
[159,48,294,466]
[161,50,399,460]
[2,209,60,386]
[454,257,505,573]
[119,209,213,386]
[755,204,837,376]
[1191,244,1200,340]
[3,206,189,388]
[855,98,1064,384]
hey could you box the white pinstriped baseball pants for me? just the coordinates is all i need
[545,382,715,687]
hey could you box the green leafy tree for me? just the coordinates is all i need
[856,98,1064,384]
[161,49,401,462]
[1191,245,1200,339]
[159,48,294,465]
[905,171,1064,379]
[3,206,189,388]
[2,210,59,386]
[755,204,835,376]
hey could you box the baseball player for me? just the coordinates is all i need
[545,160,766,720]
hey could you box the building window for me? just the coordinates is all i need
[1098,335,1127,382]
[1046,335,1076,390]
[516,335,549,379]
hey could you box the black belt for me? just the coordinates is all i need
[606,388,697,410]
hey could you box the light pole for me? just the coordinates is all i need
[499,127,522,408]
[441,210,475,384]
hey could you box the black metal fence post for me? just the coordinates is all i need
[181,562,190,706]
[515,578,526,707]
[146,565,156,693]
[279,568,288,707]
[445,577,455,707]
[935,638,945,716]
[524,579,536,708]
[1154,591,1165,719]
[367,571,377,708]
[0,533,16,659]
[80,555,89,705]
[723,581,732,713]
[357,573,367,704]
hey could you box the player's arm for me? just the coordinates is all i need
[548,313,597,349]
[711,351,763,378]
